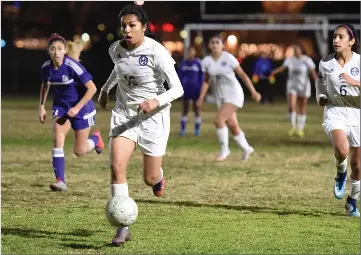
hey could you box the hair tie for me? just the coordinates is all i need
[341,25,354,39]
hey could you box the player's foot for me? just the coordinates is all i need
[194,129,201,136]
[334,171,347,199]
[216,149,230,162]
[296,130,305,138]
[288,128,296,136]
[93,130,104,154]
[111,227,131,246]
[153,176,165,197]
[345,196,360,217]
[241,146,254,161]
[179,130,186,137]
[50,178,67,192]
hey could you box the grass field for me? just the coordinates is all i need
[1,96,360,254]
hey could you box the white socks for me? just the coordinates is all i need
[216,127,229,153]
[289,112,296,129]
[349,178,360,200]
[111,183,129,197]
[233,131,251,151]
[297,115,306,131]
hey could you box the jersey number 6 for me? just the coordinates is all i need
[339,85,347,97]
[124,75,138,87]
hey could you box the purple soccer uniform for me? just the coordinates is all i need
[178,58,204,101]
[40,56,96,130]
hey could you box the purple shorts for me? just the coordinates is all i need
[183,88,201,101]
[52,101,96,131]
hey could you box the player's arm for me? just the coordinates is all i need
[98,68,118,110]
[271,65,287,76]
[234,66,261,102]
[315,64,328,106]
[39,82,50,123]
[310,68,318,81]
[197,72,210,104]
[73,80,97,111]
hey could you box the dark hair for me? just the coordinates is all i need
[118,4,163,45]
[293,42,306,55]
[209,33,224,43]
[48,33,66,47]
[335,23,360,53]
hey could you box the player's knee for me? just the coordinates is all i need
[214,119,225,128]
[143,172,158,187]
[73,147,86,157]
[334,145,349,160]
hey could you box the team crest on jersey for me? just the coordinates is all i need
[221,61,227,67]
[62,75,69,82]
[351,67,359,76]
[139,55,148,66]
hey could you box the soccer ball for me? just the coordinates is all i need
[105,195,138,228]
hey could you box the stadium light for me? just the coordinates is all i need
[81,33,90,42]
[134,1,144,5]
[194,36,203,44]
[227,35,237,45]
[1,39,6,48]
[107,33,114,41]
[180,30,187,39]
[149,23,155,32]
[98,24,105,31]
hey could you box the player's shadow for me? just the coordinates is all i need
[1,227,95,241]
[278,138,330,147]
[135,199,344,217]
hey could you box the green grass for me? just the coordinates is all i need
[1,97,360,254]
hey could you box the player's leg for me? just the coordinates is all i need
[143,155,165,196]
[110,136,136,246]
[330,129,350,199]
[50,115,71,191]
[227,112,254,160]
[287,92,297,136]
[192,98,202,136]
[346,146,360,216]
[295,96,308,137]
[180,99,189,136]
[214,103,237,161]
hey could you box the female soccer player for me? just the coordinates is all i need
[98,5,183,245]
[271,44,318,137]
[316,24,360,217]
[196,34,261,162]
[39,34,104,192]
[178,46,204,136]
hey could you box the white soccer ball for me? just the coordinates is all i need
[105,195,138,228]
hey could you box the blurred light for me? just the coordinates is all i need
[220,32,226,39]
[98,24,105,31]
[31,39,39,47]
[15,40,24,48]
[81,33,90,42]
[1,39,6,48]
[162,23,174,33]
[179,30,187,39]
[249,44,257,53]
[134,0,144,5]
[107,33,114,41]
[194,36,203,44]
[149,23,155,32]
[227,35,237,45]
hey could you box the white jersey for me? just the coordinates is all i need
[101,36,183,115]
[319,52,360,126]
[201,51,244,107]
[283,55,316,85]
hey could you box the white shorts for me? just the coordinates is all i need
[215,87,244,109]
[286,81,311,98]
[109,108,170,156]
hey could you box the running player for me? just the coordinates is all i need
[196,34,261,161]
[178,46,204,136]
[271,44,318,137]
[316,24,360,217]
[97,4,183,245]
[39,33,104,192]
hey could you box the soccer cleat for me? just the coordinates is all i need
[296,130,305,138]
[241,146,254,161]
[194,129,201,137]
[334,171,347,199]
[92,130,104,154]
[153,176,165,197]
[50,179,67,192]
[345,197,360,217]
[216,149,231,162]
[288,128,296,136]
[111,227,131,246]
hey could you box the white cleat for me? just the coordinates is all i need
[216,149,230,162]
[241,146,254,161]
[50,179,67,192]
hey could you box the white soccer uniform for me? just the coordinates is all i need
[283,55,316,98]
[101,36,184,156]
[318,52,360,147]
[201,51,244,108]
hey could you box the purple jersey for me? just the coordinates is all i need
[40,56,96,130]
[178,58,203,100]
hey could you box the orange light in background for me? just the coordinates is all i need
[15,40,24,48]
[162,23,174,33]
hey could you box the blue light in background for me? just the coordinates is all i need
[1,39,6,48]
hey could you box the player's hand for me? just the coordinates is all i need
[39,106,46,124]
[269,75,276,85]
[339,73,357,86]
[98,91,108,111]
[67,107,80,117]
[251,74,259,84]
[317,95,328,107]
[196,97,204,108]
[251,91,262,103]
[138,99,159,114]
